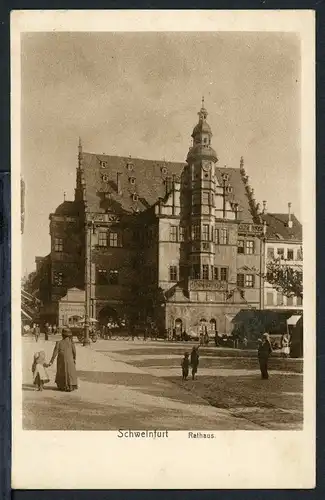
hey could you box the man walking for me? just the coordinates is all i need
[190,346,200,380]
[258,333,272,379]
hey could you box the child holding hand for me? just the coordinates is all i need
[32,350,50,391]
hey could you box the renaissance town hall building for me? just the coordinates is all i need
[33,102,302,337]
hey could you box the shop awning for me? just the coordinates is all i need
[287,314,302,326]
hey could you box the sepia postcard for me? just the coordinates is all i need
[11,10,315,489]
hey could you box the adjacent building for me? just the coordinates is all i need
[262,206,303,311]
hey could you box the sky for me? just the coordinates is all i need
[21,32,301,273]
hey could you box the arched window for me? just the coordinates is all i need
[210,318,217,332]
[175,318,183,332]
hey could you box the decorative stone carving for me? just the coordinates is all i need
[188,279,227,291]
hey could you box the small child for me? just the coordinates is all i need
[32,351,50,391]
[181,352,190,380]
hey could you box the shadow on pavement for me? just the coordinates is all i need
[77,370,210,406]
[23,383,59,392]
[166,373,303,413]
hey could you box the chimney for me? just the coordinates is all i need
[263,220,267,236]
[262,200,267,214]
[116,172,122,194]
[288,202,293,228]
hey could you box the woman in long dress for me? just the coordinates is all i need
[48,328,78,392]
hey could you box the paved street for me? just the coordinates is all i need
[22,335,303,430]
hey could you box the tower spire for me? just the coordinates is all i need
[78,136,82,154]
[198,97,208,121]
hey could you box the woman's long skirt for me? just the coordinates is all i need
[55,352,78,392]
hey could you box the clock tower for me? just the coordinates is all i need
[185,99,219,281]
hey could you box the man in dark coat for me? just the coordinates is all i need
[190,346,200,380]
[258,333,272,379]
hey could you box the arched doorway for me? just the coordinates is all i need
[68,315,83,327]
[175,318,183,338]
[98,305,119,327]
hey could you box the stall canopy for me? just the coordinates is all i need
[231,309,298,335]
[287,314,302,326]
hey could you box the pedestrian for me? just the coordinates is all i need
[181,352,190,380]
[47,328,78,392]
[242,336,248,349]
[52,324,57,335]
[258,333,273,379]
[48,324,53,335]
[190,346,200,380]
[44,323,49,341]
[204,329,209,346]
[32,350,50,391]
[281,333,290,358]
[214,330,219,347]
[199,331,204,346]
[130,322,136,341]
[34,324,40,342]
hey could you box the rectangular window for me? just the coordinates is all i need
[276,292,283,305]
[297,296,303,306]
[267,247,275,259]
[193,225,200,240]
[266,292,274,305]
[170,225,178,242]
[220,228,228,245]
[246,240,255,255]
[277,248,285,258]
[287,296,294,306]
[213,266,219,281]
[108,269,119,285]
[220,267,228,282]
[215,228,219,244]
[169,265,178,282]
[202,224,209,241]
[54,238,63,252]
[97,269,109,285]
[287,249,294,260]
[192,264,200,279]
[179,226,185,242]
[202,264,209,280]
[237,240,245,254]
[98,232,107,247]
[53,272,63,286]
[202,192,210,205]
[245,274,255,288]
[109,232,119,247]
[297,247,303,261]
[237,274,245,287]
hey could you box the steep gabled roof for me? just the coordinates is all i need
[262,213,302,242]
[81,152,253,221]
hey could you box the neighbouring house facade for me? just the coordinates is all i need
[32,102,302,337]
[262,208,303,311]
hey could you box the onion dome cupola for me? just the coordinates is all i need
[187,97,218,163]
